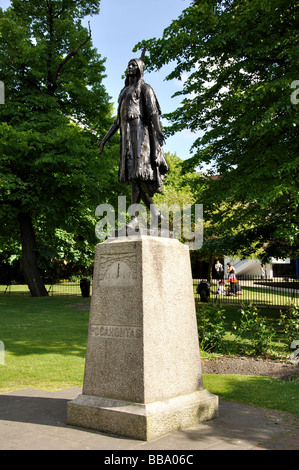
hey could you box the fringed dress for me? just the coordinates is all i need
[115,81,168,197]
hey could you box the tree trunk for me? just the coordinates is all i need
[207,253,214,283]
[18,212,48,297]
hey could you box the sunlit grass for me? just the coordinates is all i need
[203,374,299,416]
[0,294,298,417]
[0,295,89,392]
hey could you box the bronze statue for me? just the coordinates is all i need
[98,54,169,229]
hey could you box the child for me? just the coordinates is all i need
[214,279,226,295]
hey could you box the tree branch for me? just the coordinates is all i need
[52,21,92,87]
[140,47,147,61]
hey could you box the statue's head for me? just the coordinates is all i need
[125,58,144,85]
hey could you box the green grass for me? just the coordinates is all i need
[203,374,299,416]
[0,295,89,392]
[0,294,298,416]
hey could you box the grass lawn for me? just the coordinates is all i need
[0,294,298,416]
[0,295,89,392]
[203,374,299,416]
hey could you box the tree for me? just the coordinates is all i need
[135,0,299,261]
[153,152,201,207]
[0,0,114,295]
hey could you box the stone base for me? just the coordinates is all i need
[67,236,218,440]
[67,389,218,441]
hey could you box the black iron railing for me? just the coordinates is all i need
[194,276,299,307]
[1,276,298,307]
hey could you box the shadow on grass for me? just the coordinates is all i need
[0,295,90,358]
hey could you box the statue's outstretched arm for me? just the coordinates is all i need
[97,119,119,154]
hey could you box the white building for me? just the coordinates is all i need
[224,257,291,279]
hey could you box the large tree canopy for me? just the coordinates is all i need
[136,0,299,261]
[0,0,116,295]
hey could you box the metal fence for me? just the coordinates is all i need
[0,281,92,297]
[194,276,299,307]
[1,276,298,307]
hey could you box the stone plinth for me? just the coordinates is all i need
[67,236,218,441]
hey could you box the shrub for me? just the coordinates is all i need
[278,303,299,348]
[233,303,275,356]
[196,304,226,352]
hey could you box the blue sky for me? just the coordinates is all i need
[2,0,201,160]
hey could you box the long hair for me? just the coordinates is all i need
[117,59,145,103]
[118,57,162,117]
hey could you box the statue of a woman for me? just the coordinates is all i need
[98,56,169,228]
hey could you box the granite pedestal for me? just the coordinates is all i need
[67,236,218,440]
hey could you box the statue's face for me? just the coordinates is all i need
[127,60,138,76]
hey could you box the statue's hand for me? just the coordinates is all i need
[97,140,105,154]
[157,132,166,147]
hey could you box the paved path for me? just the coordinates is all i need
[0,388,298,450]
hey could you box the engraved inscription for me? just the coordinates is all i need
[90,325,142,339]
[99,252,137,286]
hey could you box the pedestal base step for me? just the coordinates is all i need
[67,389,218,441]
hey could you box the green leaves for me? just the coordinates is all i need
[233,304,275,356]
[0,0,118,283]
[136,0,299,260]
[278,304,299,346]
[197,303,226,353]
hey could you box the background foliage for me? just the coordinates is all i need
[136,0,299,262]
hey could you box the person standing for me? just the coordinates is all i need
[215,260,224,279]
[227,262,236,275]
